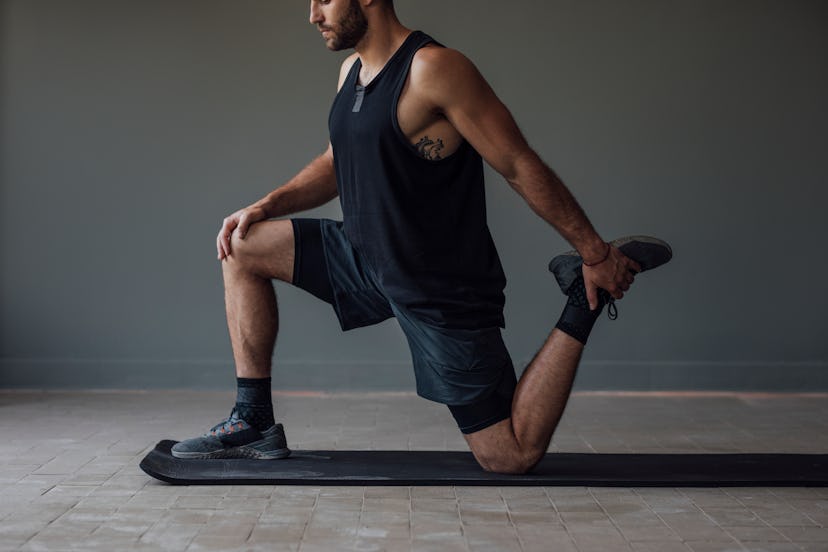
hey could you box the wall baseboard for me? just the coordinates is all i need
[1,358,826,391]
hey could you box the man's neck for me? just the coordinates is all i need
[354,15,411,81]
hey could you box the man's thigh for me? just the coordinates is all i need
[227,218,295,283]
[446,376,515,435]
[393,305,516,404]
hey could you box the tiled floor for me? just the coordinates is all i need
[1,389,827,551]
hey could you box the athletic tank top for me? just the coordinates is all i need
[328,31,506,329]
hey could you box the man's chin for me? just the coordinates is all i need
[321,37,339,51]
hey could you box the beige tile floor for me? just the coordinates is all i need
[0,389,827,551]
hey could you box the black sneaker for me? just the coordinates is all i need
[171,407,291,460]
[548,235,673,317]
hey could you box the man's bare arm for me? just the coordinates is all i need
[216,146,337,260]
[217,54,360,260]
[253,144,338,219]
[412,48,640,306]
[252,50,360,220]
[412,48,604,259]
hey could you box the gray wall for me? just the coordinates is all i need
[2,0,826,391]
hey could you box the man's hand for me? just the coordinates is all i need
[582,246,642,310]
[216,205,268,260]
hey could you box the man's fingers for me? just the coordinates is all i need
[617,269,635,291]
[585,279,599,311]
[218,218,238,260]
[237,217,250,240]
[217,232,228,260]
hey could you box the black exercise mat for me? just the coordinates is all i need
[140,440,828,486]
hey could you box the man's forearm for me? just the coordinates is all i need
[254,150,339,219]
[507,151,607,263]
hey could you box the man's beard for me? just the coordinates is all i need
[327,0,368,51]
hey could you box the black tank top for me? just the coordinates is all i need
[328,31,506,329]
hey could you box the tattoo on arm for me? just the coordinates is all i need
[415,136,444,160]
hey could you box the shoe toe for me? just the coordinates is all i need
[172,435,223,454]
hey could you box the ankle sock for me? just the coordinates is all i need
[554,276,607,345]
[235,377,275,431]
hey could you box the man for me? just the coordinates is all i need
[171,0,671,474]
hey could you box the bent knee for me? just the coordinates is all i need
[227,230,255,259]
[223,232,258,271]
[476,449,543,475]
[223,220,294,281]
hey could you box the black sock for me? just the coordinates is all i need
[235,377,275,431]
[554,276,607,345]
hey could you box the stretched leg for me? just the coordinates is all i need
[463,329,583,474]
[463,235,672,473]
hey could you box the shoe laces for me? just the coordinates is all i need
[607,298,618,321]
[207,408,247,437]
[596,287,618,321]
[571,277,619,320]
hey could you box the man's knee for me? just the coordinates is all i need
[464,419,544,475]
[477,448,542,475]
[227,230,255,261]
[222,220,295,282]
[222,232,258,273]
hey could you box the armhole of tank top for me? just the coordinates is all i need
[390,41,467,165]
[329,58,362,124]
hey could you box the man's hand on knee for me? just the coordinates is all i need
[217,205,268,260]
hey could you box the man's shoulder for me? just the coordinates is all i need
[337,53,360,91]
[411,43,472,77]
[409,43,483,103]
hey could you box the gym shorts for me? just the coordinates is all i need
[290,218,517,434]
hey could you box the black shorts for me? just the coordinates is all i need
[291,218,517,434]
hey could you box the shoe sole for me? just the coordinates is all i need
[171,440,292,460]
[548,235,672,294]
[608,236,673,272]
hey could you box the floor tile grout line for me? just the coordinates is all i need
[406,486,412,546]
[631,487,698,549]
[452,485,472,552]
[678,487,752,551]
[586,486,634,551]
[768,487,826,529]
[296,489,320,551]
[720,487,802,545]
[357,485,366,540]
[499,486,526,552]
[543,486,580,552]
[631,487,693,551]
[241,497,265,545]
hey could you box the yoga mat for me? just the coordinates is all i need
[140,440,828,486]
